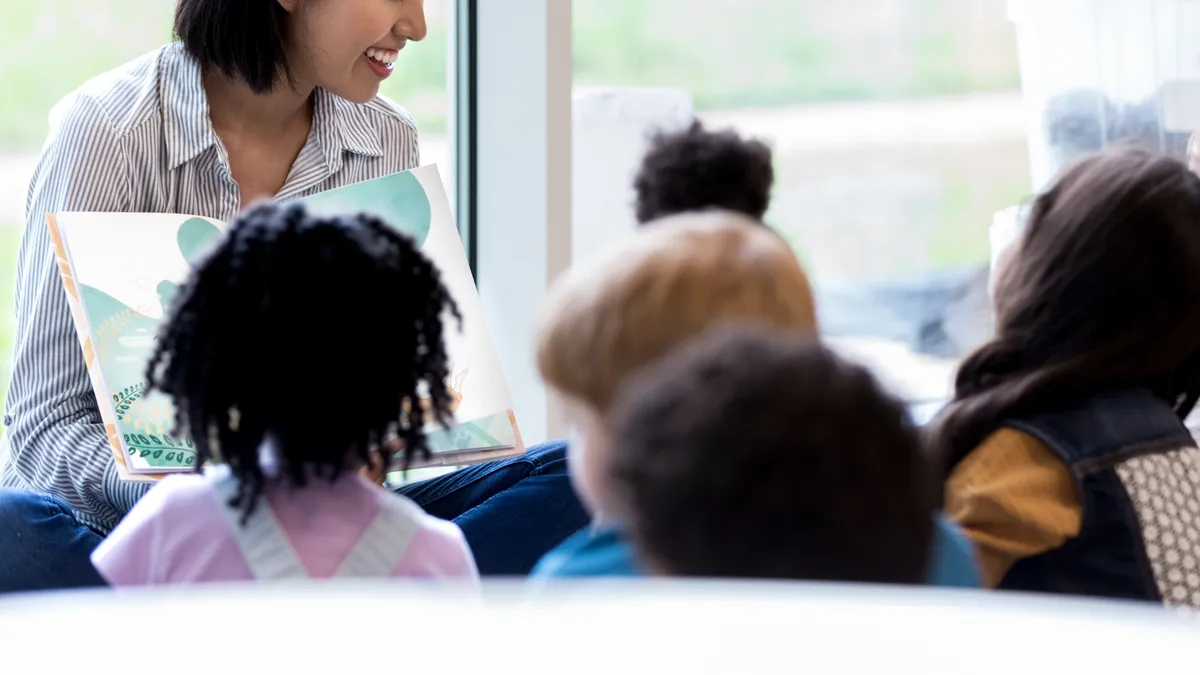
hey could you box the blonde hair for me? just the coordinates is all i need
[537,211,818,416]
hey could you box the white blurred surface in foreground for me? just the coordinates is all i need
[0,580,1196,674]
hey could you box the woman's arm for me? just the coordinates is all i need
[4,92,149,531]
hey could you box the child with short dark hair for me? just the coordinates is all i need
[89,202,478,585]
[609,325,936,583]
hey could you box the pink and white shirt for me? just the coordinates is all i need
[91,466,478,585]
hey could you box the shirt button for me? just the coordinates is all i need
[2,414,11,426]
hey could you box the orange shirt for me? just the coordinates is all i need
[943,428,1084,588]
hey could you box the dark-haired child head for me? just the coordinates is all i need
[146,202,460,519]
[634,120,775,224]
[609,325,936,583]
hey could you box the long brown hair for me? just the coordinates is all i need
[931,147,1200,474]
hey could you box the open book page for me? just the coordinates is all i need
[48,165,524,477]
[49,210,199,475]
[297,166,524,466]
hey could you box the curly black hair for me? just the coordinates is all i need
[609,324,936,583]
[633,120,775,224]
[145,201,461,521]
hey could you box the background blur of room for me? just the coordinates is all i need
[0,0,1029,406]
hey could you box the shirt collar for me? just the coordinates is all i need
[317,91,386,172]
[161,42,217,171]
[160,42,385,172]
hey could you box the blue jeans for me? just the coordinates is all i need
[0,490,107,592]
[398,439,588,575]
[0,440,587,592]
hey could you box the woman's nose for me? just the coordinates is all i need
[395,1,428,42]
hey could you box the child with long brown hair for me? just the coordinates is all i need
[932,147,1200,611]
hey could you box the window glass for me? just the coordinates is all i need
[574,0,1028,402]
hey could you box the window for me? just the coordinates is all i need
[0,2,456,403]
[572,0,1029,404]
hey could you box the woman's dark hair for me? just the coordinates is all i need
[633,120,775,224]
[146,202,461,521]
[931,147,1200,475]
[175,0,292,93]
[609,324,935,583]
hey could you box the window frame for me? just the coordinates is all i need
[451,0,478,274]
[453,0,574,444]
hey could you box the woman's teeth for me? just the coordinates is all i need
[365,48,397,67]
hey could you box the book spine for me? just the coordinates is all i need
[46,214,135,473]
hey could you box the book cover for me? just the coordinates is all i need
[48,165,523,477]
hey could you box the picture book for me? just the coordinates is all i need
[48,165,524,480]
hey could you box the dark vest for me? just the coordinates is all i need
[998,387,1200,610]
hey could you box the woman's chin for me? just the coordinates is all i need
[324,80,381,105]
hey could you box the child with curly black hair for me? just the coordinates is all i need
[633,120,775,224]
[609,325,935,583]
[89,202,478,585]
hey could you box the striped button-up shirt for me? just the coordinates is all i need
[1,42,420,533]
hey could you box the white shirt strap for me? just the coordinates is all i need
[334,493,423,578]
[209,466,309,580]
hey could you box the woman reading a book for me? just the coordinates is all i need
[0,0,586,591]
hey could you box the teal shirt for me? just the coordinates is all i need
[530,525,640,577]
[530,516,981,586]
[929,515,982,587]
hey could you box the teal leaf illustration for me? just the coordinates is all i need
[177,217,222,266]
[297,171,432,247]
[157,280,180,315]
[79,283,160,391]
